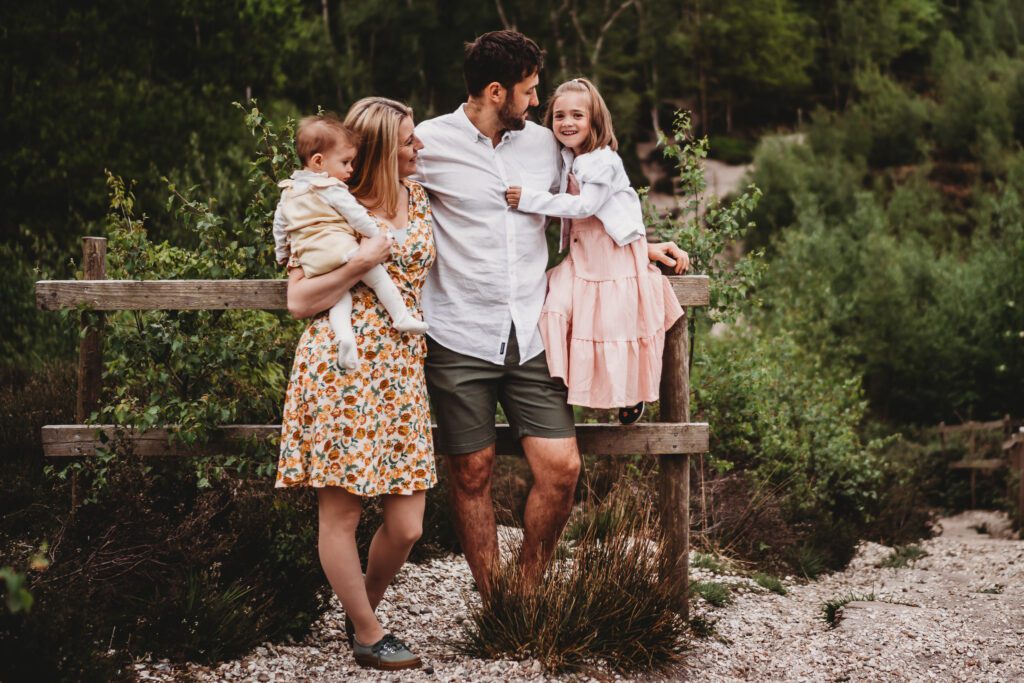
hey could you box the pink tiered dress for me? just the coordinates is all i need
[539,173,683,409]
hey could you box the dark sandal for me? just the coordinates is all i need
[618,401,645,425]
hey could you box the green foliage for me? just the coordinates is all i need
[691,552,730,574]
[752,572,787,595]
[707,135,756,165]
[842,68,932,168]
[648,111,765,324]
[1,545,48,614]
[695,325,883,534]
[458,493,687,674]
[691,580,732,607]
[756,156,1024,423]
[0,235,77,369]
[974,584,1005,594]
[49,107,303,500]
[821,592,876,628]
[877,544,928,568]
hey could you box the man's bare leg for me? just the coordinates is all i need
[519,435,581,582]
[445,444,499,595]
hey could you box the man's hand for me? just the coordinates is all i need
[506,186,522,209]
[647,241,690,274]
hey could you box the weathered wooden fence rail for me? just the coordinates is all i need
[936,416,1024,527]
[37,236,711,616]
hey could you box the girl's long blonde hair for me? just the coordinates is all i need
[543,77,618,154]
[344,97,413,216]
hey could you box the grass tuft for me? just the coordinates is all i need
[821,592,876,628]
[691,552,730,574]
[457,491,688,674]
[752,572,787,595]
[692,580,733,607]
[877,544,928,569]
[688,615,718,639]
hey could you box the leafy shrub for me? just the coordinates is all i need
[694,324,884,571]
[707,135,755,165]
[840,68,932,169]
[745,130,865,250]
[0,453,327,681]
[0,107,330,681]
[458,493,687,674]
[761,171,1024,423]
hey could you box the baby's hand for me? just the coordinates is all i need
[506,186,522,209]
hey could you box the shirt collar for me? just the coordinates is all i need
[291,169,329,181]
[453,103,518,145]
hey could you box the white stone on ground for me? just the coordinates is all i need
[135,511,1023,682]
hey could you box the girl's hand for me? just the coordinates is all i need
[648,241,690,274]
[506,186,522,209]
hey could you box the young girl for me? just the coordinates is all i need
[506,77,685,424]
[273,113,428,370]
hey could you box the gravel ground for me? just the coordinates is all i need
[135,511,1023,682]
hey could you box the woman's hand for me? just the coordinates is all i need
[506,186,522,209]
[647,241,691,274]
[286,232,394,320]
[350,232,394,270]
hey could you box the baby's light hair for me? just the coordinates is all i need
[295,113,359,166]
[543,77,618,153]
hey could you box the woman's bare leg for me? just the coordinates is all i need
[317,487,384,645]
[364,491,425,609]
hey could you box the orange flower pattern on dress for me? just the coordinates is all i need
[275,181,437,496]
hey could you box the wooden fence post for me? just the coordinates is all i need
[658,310,690,619]
[73,237,106,508]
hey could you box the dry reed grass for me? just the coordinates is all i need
[457,490,688,674]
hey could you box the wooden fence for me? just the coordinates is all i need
[37,236,711,615]
[938,416,1024,527]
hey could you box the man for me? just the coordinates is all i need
[412,30,687,592]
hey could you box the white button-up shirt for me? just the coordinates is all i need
[413,104,561,365]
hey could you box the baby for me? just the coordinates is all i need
[273,113,428,369]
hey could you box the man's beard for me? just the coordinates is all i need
[498,94,527,132]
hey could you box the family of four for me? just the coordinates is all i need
[272,30,690,671]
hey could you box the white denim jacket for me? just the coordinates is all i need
[517,146,645,251]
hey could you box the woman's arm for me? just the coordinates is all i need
[286,232,393,319]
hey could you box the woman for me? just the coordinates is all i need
[275,97,435,671]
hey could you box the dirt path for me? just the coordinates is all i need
[683,510,1024,682]
[137,512,1022,682]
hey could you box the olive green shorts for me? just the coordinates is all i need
[425,329,576,455]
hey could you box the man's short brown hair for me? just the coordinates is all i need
[463,30,544,97]
[295,113,358,166]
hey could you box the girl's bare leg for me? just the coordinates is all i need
[364,491,425,609]
[317,487,384,645]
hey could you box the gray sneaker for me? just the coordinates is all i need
[352,633,422,670]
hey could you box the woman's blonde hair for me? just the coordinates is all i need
[344,97,414,216]
[543,77,617,153]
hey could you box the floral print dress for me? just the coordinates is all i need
[275,180,437,496]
